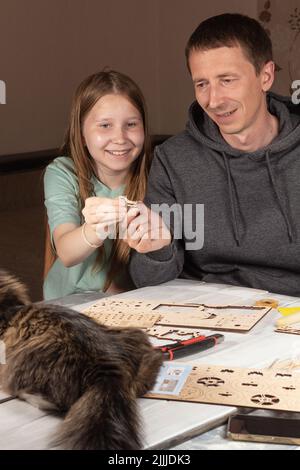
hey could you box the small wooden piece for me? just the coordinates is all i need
[255,299,279,309]
[119,196,139,209]
[146,326,205,341]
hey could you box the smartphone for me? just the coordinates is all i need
[227,413,300,445]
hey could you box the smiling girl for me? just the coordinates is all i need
[43,70,151,300]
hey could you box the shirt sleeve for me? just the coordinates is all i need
[44,158,82,237]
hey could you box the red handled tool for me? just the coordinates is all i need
[156,334,224,360]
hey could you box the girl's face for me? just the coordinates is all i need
[82,93,145,187]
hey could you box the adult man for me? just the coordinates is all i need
[127,13,300,296]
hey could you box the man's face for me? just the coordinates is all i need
[188,45,274,137]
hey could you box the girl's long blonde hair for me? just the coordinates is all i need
[61,70,152,291]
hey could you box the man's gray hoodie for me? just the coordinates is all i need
[130,93,300,296]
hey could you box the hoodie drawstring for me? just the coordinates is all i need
[265,150,294,242]
[222,152,241,246]
[223,150,294,246]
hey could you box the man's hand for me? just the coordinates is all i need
[121,203,172,253]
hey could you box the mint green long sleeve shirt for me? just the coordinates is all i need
[43,157,124,300]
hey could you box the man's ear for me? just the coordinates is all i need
[261,60,275,92]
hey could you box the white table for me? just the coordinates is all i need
[1,279,300,450]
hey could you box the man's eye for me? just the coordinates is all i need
[196,82,207,91]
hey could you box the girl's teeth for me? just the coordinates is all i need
[109,151,128,155]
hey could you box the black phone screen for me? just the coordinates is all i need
[227,414,300,444]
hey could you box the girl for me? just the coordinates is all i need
[43,70,151,300]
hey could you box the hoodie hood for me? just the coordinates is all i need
[186,91,300,159]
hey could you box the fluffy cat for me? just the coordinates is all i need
[0,269,162,449]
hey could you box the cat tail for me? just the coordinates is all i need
[0,269,30,313]
[52,379,142,450]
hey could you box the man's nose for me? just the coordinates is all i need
[207,86,223,110]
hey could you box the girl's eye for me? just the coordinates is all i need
[99,123,111,129]
[127,122,137,128]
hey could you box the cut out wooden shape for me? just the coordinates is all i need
[146,326,205,341]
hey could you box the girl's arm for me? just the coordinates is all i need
[53,197,126,267]
[44,159,126,268]
[53,222,103,267]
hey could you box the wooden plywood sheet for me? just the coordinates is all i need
[83,310,160,328]
[275,324,300,336]
[82,298,160,328]
[146,363,300,412]
[156,305,271,332]
[81,299,271,332]
[82,298,157,314]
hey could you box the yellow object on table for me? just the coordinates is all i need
[276,307,300,327]
[278,307,300,316]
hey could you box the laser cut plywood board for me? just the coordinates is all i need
[146,363,300,412]
[83,298,157,314]
[275,324,300,336]
[82,298,271,333]
[156,305,271,332]
[82,299,159,328]
[82,311,159,328]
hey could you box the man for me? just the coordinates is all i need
[126,13,300,296]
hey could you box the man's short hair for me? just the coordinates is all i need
[185,13,273,75]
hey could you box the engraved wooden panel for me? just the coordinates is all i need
[82,298,158,315]
[146,364,300,412]
[275,324,300,336]
[156,305,271,332]
[81,299,271,333]
[83,310,160,328]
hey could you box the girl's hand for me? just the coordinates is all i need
[82,196,127,240]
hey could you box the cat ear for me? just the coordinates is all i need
[0,269,30,310]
